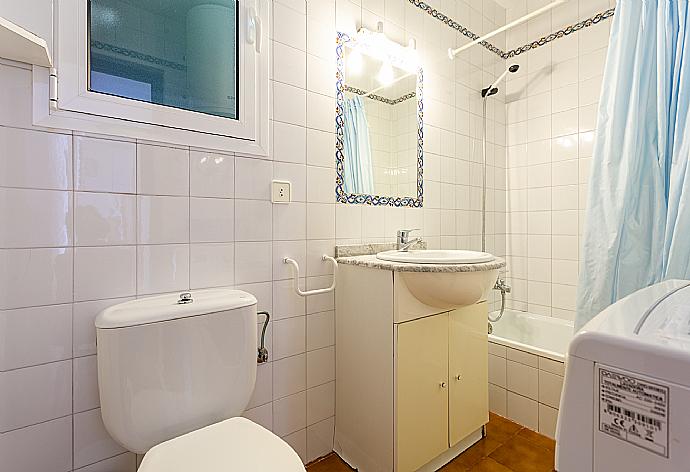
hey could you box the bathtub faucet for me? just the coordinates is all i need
[489,277,511,323]
[494,278,511,294]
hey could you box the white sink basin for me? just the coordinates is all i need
[374,249,499,309]
[376,249,495,264]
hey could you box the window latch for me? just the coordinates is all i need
[247,6,262,54]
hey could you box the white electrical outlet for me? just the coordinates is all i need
[271,180,291,203]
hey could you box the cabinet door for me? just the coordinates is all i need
[396,314,449,472]
[449,302,489,447]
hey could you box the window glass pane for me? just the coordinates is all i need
[88,0,239,119]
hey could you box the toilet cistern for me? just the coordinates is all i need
[397,228,423,251]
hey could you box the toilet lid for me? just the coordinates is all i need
[138,418,306,472]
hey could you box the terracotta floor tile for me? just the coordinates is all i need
[306,454,354,472]
[467,458,514,472]
[306,417,556,472]
[486,413,523,444]
[517,428,556,453]
[442,436,504,470]
[489,435,555,472]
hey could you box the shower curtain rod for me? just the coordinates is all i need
[448,0,567,59]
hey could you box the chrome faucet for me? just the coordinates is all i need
[397,229,422,251]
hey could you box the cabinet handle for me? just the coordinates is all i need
[440,382,447,388]
[455,374,462,381]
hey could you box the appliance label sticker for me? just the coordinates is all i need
[598,367,669,457]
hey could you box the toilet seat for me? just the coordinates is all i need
[138,417,306,472]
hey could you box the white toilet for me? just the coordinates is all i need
[95,288,306,471]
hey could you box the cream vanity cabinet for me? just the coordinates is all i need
[335,263,491,472]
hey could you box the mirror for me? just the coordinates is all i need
[335,30,423,207]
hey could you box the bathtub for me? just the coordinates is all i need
[486,310,575,438]
[488,309,574,362]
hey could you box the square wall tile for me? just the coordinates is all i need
[273,279,306,320]
[538,370,564,409]
[306,346,335,389]
[235,200,273,241]
[73,297,134,357]
[0,416,72,472]
[76,453,137,472]
[283,428,307,463]
[273,2,306,51]
[137,144,189,196]
[488,353,507,388]
[73,408,127,469]
[248,362,273,410]
[73,355,99,413]
[273,203,307,241]
[538,403,559,439]
[235,242,272,284]
[244,403,273,431]
[506,391,539,431]
[274,82,307,127]
[506,347,538,368]
[138,196,190,244]
[235,157,273,200]
[306,381,335,425]
[137,244,190,295]
[0,304,72,371]
[0,188,73,248]
[273,316,306,360]
[190,243,234,289]
[307,417,335,463]
[273,41,307,88]
[306,311,335,351]
[74,192,136,246]
[74,137,136,193]
[190,150,234,198]
[506,359,539,399]
[273,391,307,437]
[273,122,307,164]
[489,384,507,417]
[74,246,136,301]
[190,198,234,243]
[273,353,306,400]
[0,127,72,190]
[0,360,72,432]
[0,248,73,309]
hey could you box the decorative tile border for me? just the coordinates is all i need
[406,0,615,61]
[503,8,615,58]
[91,41,187,71]
[335,32,424,208]
[343,85,416,105]
[407,0,506,58]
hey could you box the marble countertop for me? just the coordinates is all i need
[337,254,506,273]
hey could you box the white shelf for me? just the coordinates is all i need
[0,15,51,67]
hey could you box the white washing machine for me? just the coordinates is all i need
[556,279,690,472]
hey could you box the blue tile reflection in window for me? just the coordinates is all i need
[88,0,239,119]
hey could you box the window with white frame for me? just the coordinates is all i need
[33,0,269,155]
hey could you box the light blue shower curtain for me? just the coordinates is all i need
[342,96,375,195]
[576,0,690,330]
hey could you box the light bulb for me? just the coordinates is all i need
[377,62,394,86]
[348,50,363,75]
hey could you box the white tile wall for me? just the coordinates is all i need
[0,0,567,469]
[488,342,564,439]
[504,0,614,319]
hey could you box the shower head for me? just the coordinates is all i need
[481,64,520,98]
